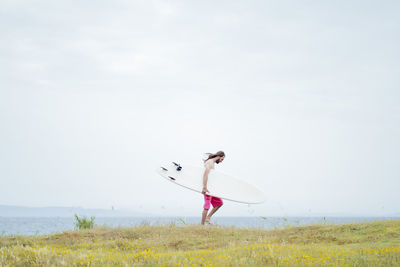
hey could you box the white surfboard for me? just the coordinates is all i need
[156,162,265,204]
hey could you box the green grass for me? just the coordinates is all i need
[1,220,399,266]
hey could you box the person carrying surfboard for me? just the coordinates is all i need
[201,151,225,225]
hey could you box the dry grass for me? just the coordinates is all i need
[1,220,399,266]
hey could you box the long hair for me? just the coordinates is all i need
[203,151,225,162]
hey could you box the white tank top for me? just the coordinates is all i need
[204,159,215,170]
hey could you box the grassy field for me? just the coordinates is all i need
[1,220,399,266]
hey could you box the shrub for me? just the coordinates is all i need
[74,214,95,230]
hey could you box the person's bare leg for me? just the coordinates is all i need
[206,205,222,222]
[201,209,209,225]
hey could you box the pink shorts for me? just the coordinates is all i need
[203,194,223,210]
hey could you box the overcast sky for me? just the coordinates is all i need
[1,0,399,217]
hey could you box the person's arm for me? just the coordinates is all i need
[202,168,210,194]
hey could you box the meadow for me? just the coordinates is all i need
[1,220,399,266]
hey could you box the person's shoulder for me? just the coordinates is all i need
[204,159,214,169]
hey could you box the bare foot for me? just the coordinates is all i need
[205,218,214,225]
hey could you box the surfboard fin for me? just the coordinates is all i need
[172,162,182,171]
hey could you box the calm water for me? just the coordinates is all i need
[0,217,398,236]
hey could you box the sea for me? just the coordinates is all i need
[1,216,399,236]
